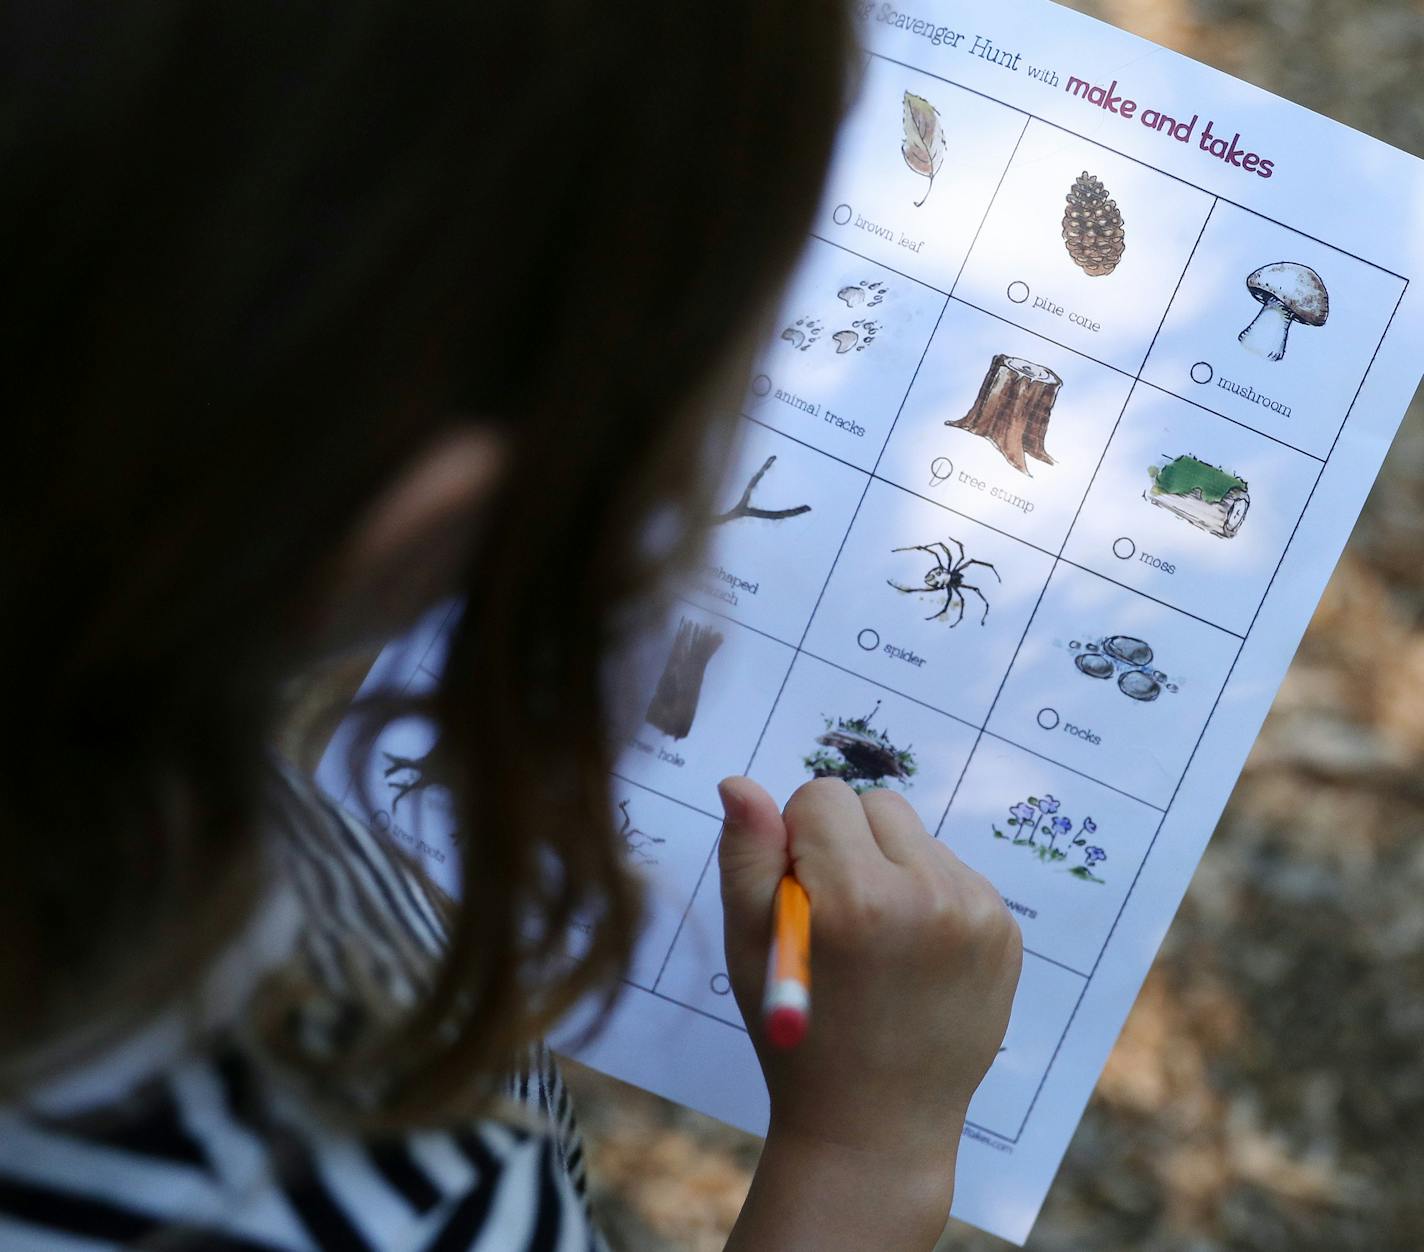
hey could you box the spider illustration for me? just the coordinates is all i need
[887,538,1000,626]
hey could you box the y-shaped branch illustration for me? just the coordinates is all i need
[712,455,812,525]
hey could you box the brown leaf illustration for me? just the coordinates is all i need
[901,91,946,208]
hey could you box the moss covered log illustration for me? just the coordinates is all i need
[1145,453,1250,539]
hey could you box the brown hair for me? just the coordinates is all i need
[0,1,855,1119]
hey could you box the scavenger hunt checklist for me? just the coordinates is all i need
[319,1,1424,1242]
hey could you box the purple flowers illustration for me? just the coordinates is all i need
[991,795,1108,882]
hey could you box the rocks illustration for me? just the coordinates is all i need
[1145,453,1250,539]
[1238,261,1329,361]
[645,618,723,740]
[947,354,1063,475]
[902,91,946,208]
[992,794,1107,882]
[1063,172,1126,276]
[1069,635,1179,701]
[887,537,1000,626]
[712,455,811,525]
[804,701,917,793]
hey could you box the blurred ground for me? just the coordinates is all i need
[563,2,1424,1247]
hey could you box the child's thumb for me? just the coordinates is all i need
[717,776,789,1016]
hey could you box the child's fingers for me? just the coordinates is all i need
[717,776,790,1018]
[857,787,930,866]
[782,778,887,899]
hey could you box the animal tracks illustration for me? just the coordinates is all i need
[780,317,823,351]
[781,282,889,358]
[838,280,886,309]
[832,319,881,354]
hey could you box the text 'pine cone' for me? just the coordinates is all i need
[1062,172,1126,276]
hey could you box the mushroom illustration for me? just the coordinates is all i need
[1237,262,1329,362]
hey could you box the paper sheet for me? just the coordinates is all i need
[318,2,1424,1241]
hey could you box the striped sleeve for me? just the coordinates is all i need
[0,1042,602,1250]
[0,762,608,1249]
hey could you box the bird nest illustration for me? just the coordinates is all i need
[804,701,917,793]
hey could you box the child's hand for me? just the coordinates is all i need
[718,776,1022,1248]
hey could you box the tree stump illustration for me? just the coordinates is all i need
[946,354,1063,475]
[645,618,724,740]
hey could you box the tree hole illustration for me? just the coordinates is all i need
[779,317,822,351]
[888,537,1000,626]
[991,794,1107,882]
[712,455,811,525]
[1068,635,1179,701]
[645,618,724,740]
[1062,172,1125,276]
[1145,453,1250,539]
[804,701,917,793]
[616,798,666,867]
[947,354,1063,475]
[1237,262,1329,361]
[901,91,946,208]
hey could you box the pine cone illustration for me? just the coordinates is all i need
[1062,172,1126,276]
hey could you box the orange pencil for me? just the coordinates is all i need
[763,874,810,1050]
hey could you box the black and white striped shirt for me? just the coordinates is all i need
[0,764,603,1250]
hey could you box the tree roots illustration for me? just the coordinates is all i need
[779,317,822,350]
[617,799,666,867]
[383,749,443,811]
